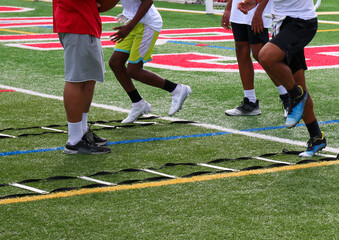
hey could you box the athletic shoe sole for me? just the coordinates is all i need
[225,108,261,116]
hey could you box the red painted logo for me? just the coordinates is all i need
[0,16,338,72]
[146,45,339,72]
[0,6,33,13]
[0,16,117,28]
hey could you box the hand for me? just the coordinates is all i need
[221,10,231,30]
[251,12,264,35]
[237,0,257,14]
[110,24,133,43]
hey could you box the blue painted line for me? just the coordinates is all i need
[39,26,53,29]
[319,120,339,124]
[0,120,337,157]
[0,147,64,157]
[167,40,235,50]
[167,41,197,46]
[107,131,231,146]
[241,120,339,132]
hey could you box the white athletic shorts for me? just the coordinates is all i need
[58,33,105,82]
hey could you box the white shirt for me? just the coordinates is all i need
[121,0,163,32]
[272,0,317,20]
[230,0,272,28]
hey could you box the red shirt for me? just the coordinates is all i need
[53,0,102,38]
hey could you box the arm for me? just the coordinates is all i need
[237,0,258,14]
[110,0,153,42]
[221,0,233,30]
[251,0,269,34]
[97,0,120,13]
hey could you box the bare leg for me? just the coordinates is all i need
[235,41,254,90]
[82,80,96,113]
[64,82,85,123]
[127,61,166,89]
[109,51,136,92]
[109,51,166,91]
[258,42,296,90]
[251,43,282,87]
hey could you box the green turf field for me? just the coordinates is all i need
[0,0,338,239]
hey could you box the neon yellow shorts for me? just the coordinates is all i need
[114,23,160,63]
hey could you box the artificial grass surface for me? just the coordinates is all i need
[0,0,338,239]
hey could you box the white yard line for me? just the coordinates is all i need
[318,20,339,25]
[1,84,338,154]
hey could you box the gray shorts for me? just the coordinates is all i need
[58,33,105,82]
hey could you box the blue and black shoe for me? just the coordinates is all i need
[299,132,326,157]
[285,87,309,129]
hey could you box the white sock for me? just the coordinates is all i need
[244,89,256,103]
[67,121,83,145]
[171,84,182,96]
[82,112,89,134]
[276,85,288,95]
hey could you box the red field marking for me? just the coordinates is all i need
[0,33,57,42]
[158,27,234,42]
[5,40,118,50]
[304,45,339,69]
[146,45,339,72]
[0,6,33,13]
[0,27,233,42]
[0,16,117,28]
[1,25,338,72]
[0,89,15,93]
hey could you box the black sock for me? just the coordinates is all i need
[287,84,302,100]
[127,89,142,103]
[306,120,322,138]
[163,79,177,93]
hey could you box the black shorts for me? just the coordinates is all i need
[231,22,269,45]
[270,16,318,74]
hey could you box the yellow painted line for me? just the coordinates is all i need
[0,160,337,205]
[317,12,339,15]
[318,29,339,32]
[0,28,36,34]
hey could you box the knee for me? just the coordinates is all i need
[258,43,284,70]
[252,52,259,62]
[258,50,272,69]
[109,56,122,72]
[126,65,136,79]
[235,43,250,57]
[126,63,142,79]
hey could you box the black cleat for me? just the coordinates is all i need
[279,93,290,118]
[83,130,108,146]
[225,97,261,116]
[299,132,327,157]
[63,135,111,155]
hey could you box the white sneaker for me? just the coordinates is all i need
[121,100,152,123]
[169,84,192,116]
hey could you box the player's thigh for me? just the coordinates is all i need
[259,42,285,66]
